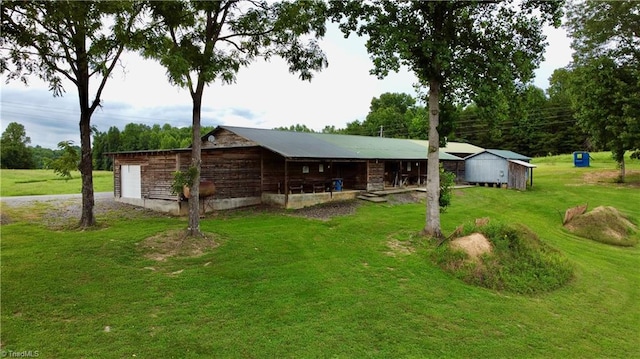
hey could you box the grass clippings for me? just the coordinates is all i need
[138,229,219,262]
[564,206,638,247]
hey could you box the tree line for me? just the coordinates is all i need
[1,81,588,172]
[0,121,212,171]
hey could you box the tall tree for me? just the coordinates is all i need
[0,122,35,169]
[141,0,328,237]
[330,0,562,237]
[568,58,639,180]
[545,68,588,155]
[565,0,640,180]
[1,1,144,227]
[364,92,416,138]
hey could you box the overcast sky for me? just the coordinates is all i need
[0,23,572,150]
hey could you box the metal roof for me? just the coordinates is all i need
[509,159,537,168]
[218,126,463,161]
[465,149,532,161]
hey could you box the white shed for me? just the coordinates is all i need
[464,149,536,190]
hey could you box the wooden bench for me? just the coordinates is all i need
[312,182,325,193]
[289,180,304,194]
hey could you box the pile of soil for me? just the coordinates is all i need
[449,233,493,261]
[564,206,638,246]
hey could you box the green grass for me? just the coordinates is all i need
[1,153,639,358]
[0,170,113,196]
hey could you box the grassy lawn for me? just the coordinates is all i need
[1,153,639,358]
[0,170,114,197]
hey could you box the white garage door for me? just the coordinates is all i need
[121,165,141,199]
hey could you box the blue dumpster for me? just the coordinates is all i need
[573,151,590,167]
[333,178,343,191]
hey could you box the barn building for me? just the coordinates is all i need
[464,149,536,190]
[110,126,475,214]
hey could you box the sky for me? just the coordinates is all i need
[0,22,573,150]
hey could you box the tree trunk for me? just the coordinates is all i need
[78,108,95,227]
[188,91,203,237]
[423,79,442,238]
[76,38,95,228]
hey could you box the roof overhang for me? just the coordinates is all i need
[509,159,536,168]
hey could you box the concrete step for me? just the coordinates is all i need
[357,195,388,203]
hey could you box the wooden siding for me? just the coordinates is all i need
[113,152,178,200]
[508,162,529,190]
[367,161,385,191]
[203,128,257,148]
[443,161,465,182]
[198,148,262,199]
[262,149,285,193]
[286,160,338,193]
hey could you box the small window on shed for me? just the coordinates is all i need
[319,164,324,173]
[302,165,309,174]
[407,162,412,171]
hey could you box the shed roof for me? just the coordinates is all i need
[215,126,464,161]
[465,149,531,161]
[509,159,537,168]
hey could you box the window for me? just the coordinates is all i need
[319,164,324,173]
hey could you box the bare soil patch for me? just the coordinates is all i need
[582,170,640,187]
[288,200,363,221]
[450,233,493,261]
[386,238,415,256]
[138,230,219,262]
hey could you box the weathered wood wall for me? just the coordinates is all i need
[367,161,385,191]
[203,128,257,148]
[114,152,178,200]
[508,162,528,190]
[183,147,263,199]
[443,160,465,182]
[286,161,335,193]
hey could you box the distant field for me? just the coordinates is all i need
[1,152,639,357]
[0,170,114,196]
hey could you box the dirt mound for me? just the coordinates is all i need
[564,206,638,246]
[450,233,492,261]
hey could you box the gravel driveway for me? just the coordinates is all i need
[1,191,422,226]
[0,192,145,227]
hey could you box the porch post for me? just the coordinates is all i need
[284,159,289,208]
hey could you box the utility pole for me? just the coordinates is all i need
[379,125,384,138]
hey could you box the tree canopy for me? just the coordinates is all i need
[329,0,563,237]
[0,122,35,169]
[140,0,328,236]
[565,0,640,180]
[1,1,144,227]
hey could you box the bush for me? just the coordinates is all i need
[439,165,456,212]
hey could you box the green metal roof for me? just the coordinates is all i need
[218,126,464,161]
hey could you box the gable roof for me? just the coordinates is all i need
[213,126,465,161]
[465,149,531,161]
